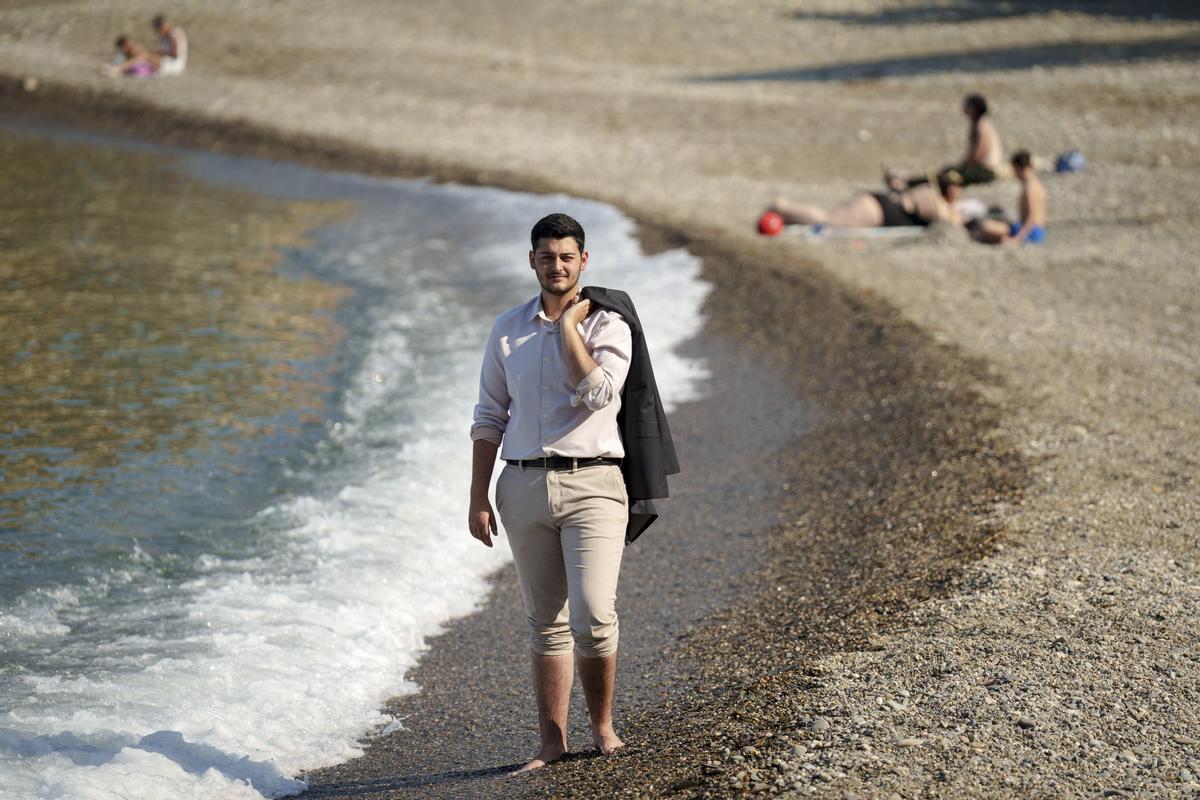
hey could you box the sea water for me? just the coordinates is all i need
[0,122,709,799]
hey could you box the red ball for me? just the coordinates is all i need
[757,210,785,236]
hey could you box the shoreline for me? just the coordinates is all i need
[3,2,1196,795]
[0,77,571,196]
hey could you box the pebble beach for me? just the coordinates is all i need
[2,1,1198,798]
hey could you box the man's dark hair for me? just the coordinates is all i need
[964,93,988,117]
[1011,150,1032,170]
[937,168,964,197]
[115,35,129,48]
[531,213,585,251]
[152,14,166,28]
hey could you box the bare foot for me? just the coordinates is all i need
[592,724,625,755]
[509,745,566,776]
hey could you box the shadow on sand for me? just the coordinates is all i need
[299,752,605,797]
[297,766,519,798]
[790,0,1200,25]
[694,33,1200,83]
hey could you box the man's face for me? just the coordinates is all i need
[529,237,587,297]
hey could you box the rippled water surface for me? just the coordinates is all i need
[1,125,349,589]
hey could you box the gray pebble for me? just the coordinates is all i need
[811,717,831,734]
[1017,717,1036,730]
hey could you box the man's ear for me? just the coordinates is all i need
[528,250,536,271]
[580,250,589,271]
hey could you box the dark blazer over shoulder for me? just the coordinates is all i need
[581,285,679,544]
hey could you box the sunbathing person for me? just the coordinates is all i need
[886,94,1005,190]
[770,169,965,230]
[971,151,1046,245]
[106,36,158,77]
[152,14,188,76]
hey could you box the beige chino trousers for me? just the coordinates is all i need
[496,463,628,658]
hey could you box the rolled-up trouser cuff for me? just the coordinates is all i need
[527,619,619,658]
[573,619,619,659]
[528,620,574,657]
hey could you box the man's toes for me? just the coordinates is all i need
[509,758,546,776]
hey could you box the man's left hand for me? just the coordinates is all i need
[562,297,591,328]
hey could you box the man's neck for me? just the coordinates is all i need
[540,288,579,323]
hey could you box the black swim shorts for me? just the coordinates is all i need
[871,192,927,227]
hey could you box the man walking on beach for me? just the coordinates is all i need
[469,213,632,774]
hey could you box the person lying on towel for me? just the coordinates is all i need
[105,35,158,77]
[769,169,965,230]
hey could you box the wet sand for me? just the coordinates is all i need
[2,1,1198,797]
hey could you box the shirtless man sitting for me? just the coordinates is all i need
[886,94,1005,190]
[770,169,965,230]
[972,151,1046,245]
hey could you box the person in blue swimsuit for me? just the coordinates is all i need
[973,150,1046,245]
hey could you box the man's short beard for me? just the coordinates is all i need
[541,277,578,296]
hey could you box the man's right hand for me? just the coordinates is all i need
[469,497,498,547]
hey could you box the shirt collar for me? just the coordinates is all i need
[528,292,589,326]
[528,294,559,325]
[524,295,548,322]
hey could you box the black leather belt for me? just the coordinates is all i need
[506,456,621,470]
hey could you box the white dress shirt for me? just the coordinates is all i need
[471,295,632,460]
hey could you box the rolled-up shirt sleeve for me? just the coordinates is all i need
[571,312,632,412]
[470,323,509,444]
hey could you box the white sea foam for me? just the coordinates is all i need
[0,169,708,799]
[0,586,77,639]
